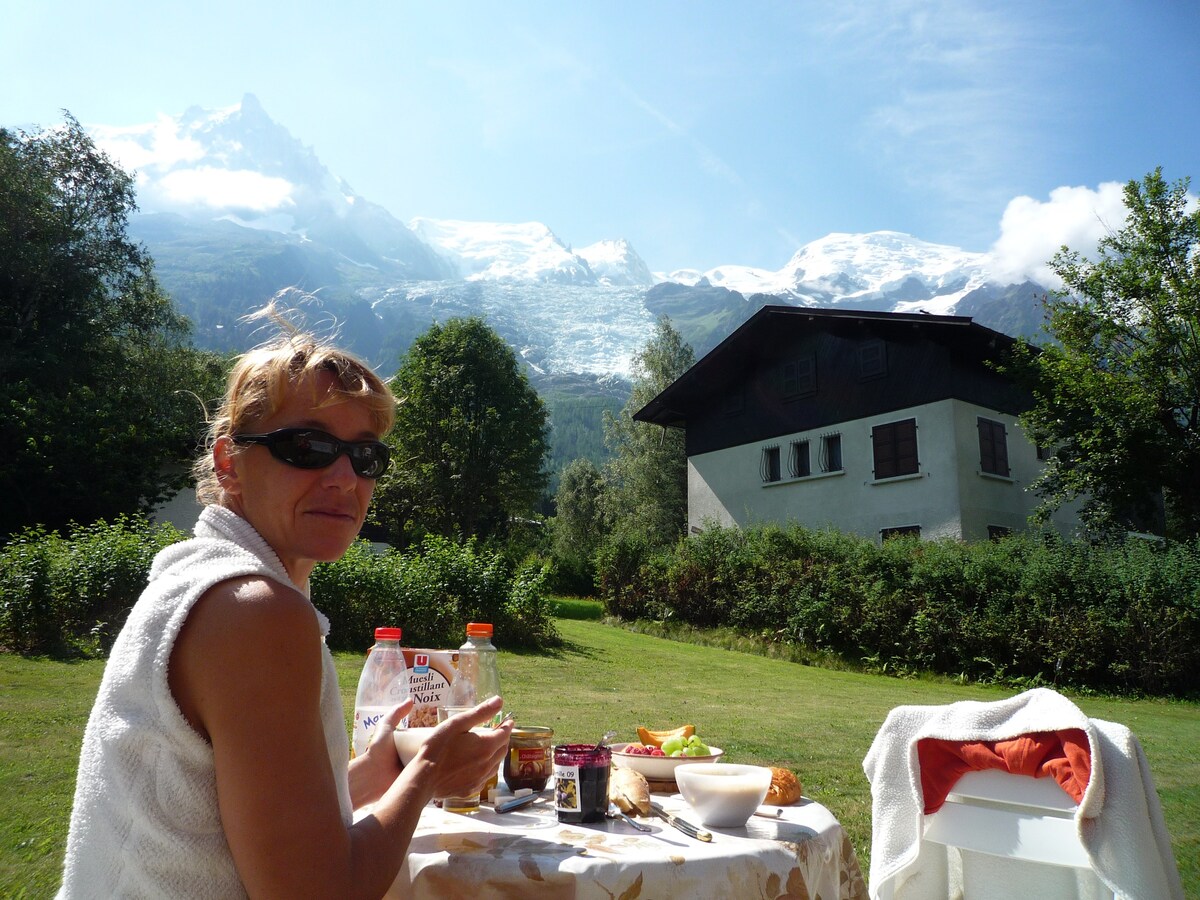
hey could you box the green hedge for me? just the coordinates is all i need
[597,524,1200,697]
[0,519,558,657]
[0,517,187,656]
[311,536,558,652]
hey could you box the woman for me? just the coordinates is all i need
[59,323,513,898]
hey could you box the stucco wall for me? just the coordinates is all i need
[687,398,1082,542]
[151,483,204,533]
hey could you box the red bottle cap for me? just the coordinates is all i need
[465,622,493,638]
[374,627,403,641]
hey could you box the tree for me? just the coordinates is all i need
[1013,168,1200,537]
[601,315,695,547]
[0,115,223,537]
[371,317,549,544]
[550,458,608,592]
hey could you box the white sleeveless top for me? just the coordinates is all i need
[58,505,352,899]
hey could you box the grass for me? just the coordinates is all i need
[4,616,1197,897]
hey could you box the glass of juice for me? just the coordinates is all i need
[437,706,482,813]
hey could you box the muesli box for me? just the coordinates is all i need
[402,648,461,727]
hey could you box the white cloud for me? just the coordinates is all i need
[92,115,205,172]
[986,182,1128,286]
[154,167,294,212]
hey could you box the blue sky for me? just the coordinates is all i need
[4,1,1197,274]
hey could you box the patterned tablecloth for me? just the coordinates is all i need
[383,792,867,899]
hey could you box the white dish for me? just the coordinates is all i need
[674,762,772,828]
[392,727,436,764]
[610,742,724,781]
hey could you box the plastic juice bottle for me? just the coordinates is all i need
[461,623,500,720]
[351,627,410,757]
[440,623,502,807]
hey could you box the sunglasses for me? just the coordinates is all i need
[231,428,391,479]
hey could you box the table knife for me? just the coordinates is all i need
[649,802,712,842]
[494,793,539,813]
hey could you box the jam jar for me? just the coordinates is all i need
[503,726,554,792]
[553,743,611,823]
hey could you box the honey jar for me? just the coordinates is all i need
[504,726,554,791]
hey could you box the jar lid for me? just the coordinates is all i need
[510,725,554,738]
[466,622,493,637]
[374,626,403,641]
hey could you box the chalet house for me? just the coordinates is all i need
[634,306,1082,543]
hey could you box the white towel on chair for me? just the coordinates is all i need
[862,687,1183,900]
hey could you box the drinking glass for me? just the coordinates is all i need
[436,706,481,812]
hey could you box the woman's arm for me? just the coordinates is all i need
[170,576,511,899]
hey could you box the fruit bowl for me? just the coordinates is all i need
[675,762,772,827]
[610,742,724,782]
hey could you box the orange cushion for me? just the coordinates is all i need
[917,729,1091,813]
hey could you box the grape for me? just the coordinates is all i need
[661,736,685,756]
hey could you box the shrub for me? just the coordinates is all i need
[0,527,64,655]
[0,516,185,656]
[595,530,670,621]
[311,536,558,652]
[2,521,558,658]
[595,523,1200,697]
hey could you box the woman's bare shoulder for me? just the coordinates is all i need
[189,576,320,643]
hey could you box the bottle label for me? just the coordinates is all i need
[401,649,460,727]
[352,705,392,755]
[386,674,409,702]
[554,764,581,813]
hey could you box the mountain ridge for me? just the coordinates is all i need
[95,95,1051,380]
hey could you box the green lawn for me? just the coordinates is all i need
[4,618,1197,897]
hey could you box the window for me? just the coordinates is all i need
[782,356,816,397]
[987,525,1013,541]
[881,524,921,540]
[978,417,1010,477]
[789,440,810,477]
[872,418,919,479]
[761,445,781,483]
[819,432,842,472]
[859,340,886,379]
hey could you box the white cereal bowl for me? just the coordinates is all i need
[392,727,436,765]
[610,742,724,781]
[674,763,772,828]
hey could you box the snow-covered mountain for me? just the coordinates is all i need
[96,95,454,281]
[578,239,656,287]
[670,232,991,316]
[407,218,657,285]
[89,95,1047,381]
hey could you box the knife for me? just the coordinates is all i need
[649,801,712,842]
[494,793,539,813]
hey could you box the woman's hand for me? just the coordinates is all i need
[348,698,413,809]
[409,696,513,799]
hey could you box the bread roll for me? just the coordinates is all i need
[609,767,651,816]
[766,767,802,805]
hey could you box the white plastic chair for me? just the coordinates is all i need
[878,768,1114,899]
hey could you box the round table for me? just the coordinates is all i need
[381,792,867,899]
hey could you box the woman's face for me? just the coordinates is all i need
[215,370,381,585]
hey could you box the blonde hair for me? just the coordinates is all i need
[194,305,397,506]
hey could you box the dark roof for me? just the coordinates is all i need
[634,305,1023,429]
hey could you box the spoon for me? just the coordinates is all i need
[608,802,653,832]
[591,730,618,755]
